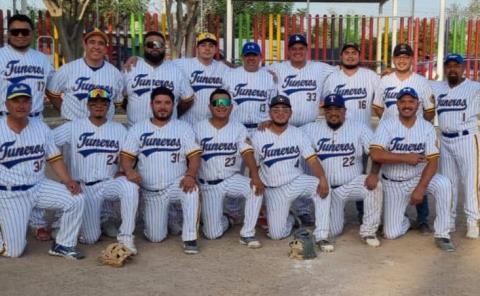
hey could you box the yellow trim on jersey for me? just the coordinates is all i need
[369,144,385,151]
[305,154,317,162]
[372,104,384,110]
[181,95,194,102]
[46,154,63,163]
[45,89,62,99]
[186,149,202,158]
[426,153,440,159]
[424,107,436,112]
[240,148,254,155]
[120,151,137,159]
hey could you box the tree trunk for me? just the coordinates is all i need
[165,0,200,59]
[51,16,85,62]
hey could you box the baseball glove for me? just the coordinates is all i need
[98,243,133,267]
[288,228,317,260]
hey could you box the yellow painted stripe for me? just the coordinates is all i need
[46,154,63,162]
[120,151,136,159]
[187,149,202,158]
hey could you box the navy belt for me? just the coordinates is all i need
[381,174,404,182]
[85,180,104,186]
[198,178,224,185]
[0,184,35,191]
[244,123,258,129]
[0,112,40,117]
[441,130,469,138]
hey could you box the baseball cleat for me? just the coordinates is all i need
[48,243,85,260]
[183,240,199,255]
[35,227,52,241]
[435,238,456,252]
[239,236,262,249]
[316,239,335,252]
[362,235,381,247]
[466,224,479,239]
[119,240,138,255]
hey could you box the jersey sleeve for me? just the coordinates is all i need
[237,125,254,155]
[425,125,439,159]
[360,126,374,154]
[178,70,195,101]
[121,126,140,159]
[46,65,67,97]
[53,121,73,147]
[182,125,202,158]
[370,122,391,151]
[45,128,62,162]
[419,79,435,113]
[372,80,386,111]
[299,130,317,161]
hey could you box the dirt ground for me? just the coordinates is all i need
[1,200,479,296]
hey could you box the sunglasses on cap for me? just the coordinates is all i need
[211,98,231,107]
[145,40,165,49]
[9,28,31,36]
[88,88,110,99]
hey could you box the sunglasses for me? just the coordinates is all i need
[211,98,231,107]
[9,28,31,36]
[88,88,110,99]
[145,40,165,49]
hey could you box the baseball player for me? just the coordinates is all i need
[46,28,124,120]
[251,95,333,252]
[0,14,55,240]
[267,34,335,127]
[0,83,85,259]
[53,88,139,253]
[370,87,455,252]
[120,86,202,254]
[194,88,264,248]
[222,42,276,136]
[302,94,382,248]
[435,54,480,238]
[123,31,194,126]
[372,43,434,233]
[173,33,231,125]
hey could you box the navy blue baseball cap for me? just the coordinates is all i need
[242,42,261,56]
[270,95,291,108]
[323,94,345,108]
[444,53,464,65]
[288,34,308,47]
[393,43,414,57]
[341,42,360,53]
[6,83,32,100]
[397,87,419,100]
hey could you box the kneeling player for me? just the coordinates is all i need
[303,94,382,250]
[251,95,333,252]
[53,88,139,254]
[195,89,264,248]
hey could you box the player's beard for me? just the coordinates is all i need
[145,51,165,65]
[341,62,359,70]
[154,110,173,121]
[447,73,462,86]
[326,121,343,130]
[272,120,288,127]
[8,41,30,51]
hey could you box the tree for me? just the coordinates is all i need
[447,0,480,18]
[165,0,200,59]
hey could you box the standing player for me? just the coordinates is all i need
[123,31,194,126]
[372,43,434,233]
[0,83,85,259]
[195,89,264,248]
[120,87,202,254]
[174,33,230,125]
[370,87,455,252]
[222,42,276,135]
[46,28,124,120]
[53,88,139,253]
[302,94,383,248]
[267,34,335,127]
[251,95,333,251]
[435,54,480,238]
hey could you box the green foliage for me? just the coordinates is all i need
[208,1,293,16]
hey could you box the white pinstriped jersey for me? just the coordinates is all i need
[53,118,126,182]
[122,119,201,190]
[194,119,253,180]
[222,67,276,125]
[268,61,335,126]
[251,125,316,187]
[0,117,61,185]
[173,58,230,124]
[432,79,480,133]
[47,58,124,120]
[370,117,439,181]
[322,67,380,126]
[372,72,435,119]
[0,45,54,114]
[123,59,194,126]
[302,120,372,186]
